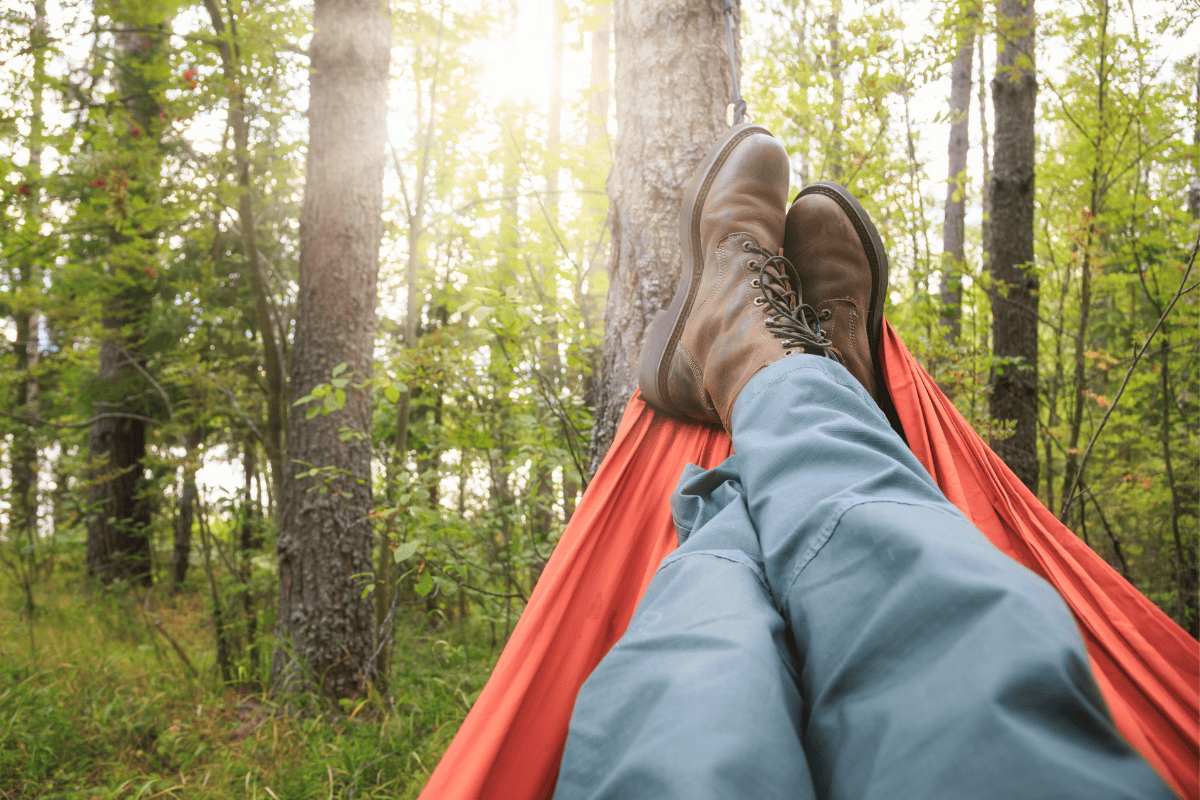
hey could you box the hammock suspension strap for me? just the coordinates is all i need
[721,0,747,126]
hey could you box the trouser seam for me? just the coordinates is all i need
[659,549,773,603]
[780,499,970,608]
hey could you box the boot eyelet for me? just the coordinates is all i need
[752,297,765,307]
[784,349,794,356]
[747,260,759,270]
[819,309,832,321]
[742,240,754,251]
[750,278,760,288]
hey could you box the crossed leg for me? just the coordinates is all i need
[556,357,1173,800]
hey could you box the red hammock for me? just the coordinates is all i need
[418,321,1199,800]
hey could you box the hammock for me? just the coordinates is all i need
[417,321,1199,800]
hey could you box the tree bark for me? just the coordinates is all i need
[587,0,736,468]
[272,0,390,701]
[86,3,171,586]
[172,429,202,587]
[11,0,47,551]
[988,0,1038,490]
[978,30,992,279]
[939,0,977,341]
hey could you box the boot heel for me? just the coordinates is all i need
[637,123,774,413]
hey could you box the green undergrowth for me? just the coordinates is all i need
[0,561,502,799]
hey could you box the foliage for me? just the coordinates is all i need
[0,554,494,798]
[0,0,1195,793]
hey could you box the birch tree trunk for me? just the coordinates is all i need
[988,0,1039,490]
[588,0,737,468]
[272,0,390,701]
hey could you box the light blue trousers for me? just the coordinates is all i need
[556,357,1173,800]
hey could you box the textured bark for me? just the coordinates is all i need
[939,1,977,341]
[988,0,1038,490]
[587,0,736,468]
[87,343,154,585]
[86,4,169,586]
[272,0,390,701]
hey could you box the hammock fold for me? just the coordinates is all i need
[418,321,1198,800]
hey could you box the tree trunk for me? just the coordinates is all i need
[978,30,992,279]
[1059,0,1109,521]
[272,0,390,702]
[86,3,170,585]
[587,0,736,468]
[87,350,154,585]
[203,0,286,507]
[988,0,1038,490]
[11,0,46,552]
[172,429,202,587]
[939,1,977,341]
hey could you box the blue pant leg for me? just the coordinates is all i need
[555,463,817,800]
[729,356,1174,800]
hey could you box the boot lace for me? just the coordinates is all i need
[744,240,839,361]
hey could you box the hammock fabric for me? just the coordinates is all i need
[418,320,1199,800]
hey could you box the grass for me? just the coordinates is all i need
[0,557,503,799]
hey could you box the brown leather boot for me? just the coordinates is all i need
[783,181,890,407]
[638,124,835,431]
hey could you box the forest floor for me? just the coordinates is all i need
[0,558,501,799]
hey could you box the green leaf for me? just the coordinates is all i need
[393,539,421,562]
[432,575,458,596]
[331,377,349,389]
[384,386,401,403]
[414,569,434,597]
[332,362,349,377]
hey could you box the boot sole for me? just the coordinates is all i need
[792,181,903,432]
[637,123,774,415]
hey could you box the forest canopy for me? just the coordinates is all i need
[0,0,1196,796]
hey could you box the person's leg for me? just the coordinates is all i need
[555,463,817,800]
[729,355,1174,800]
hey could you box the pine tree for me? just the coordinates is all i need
[272,0,391,700]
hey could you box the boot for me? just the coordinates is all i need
[637,124,834,431]
[783,181,890,406]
